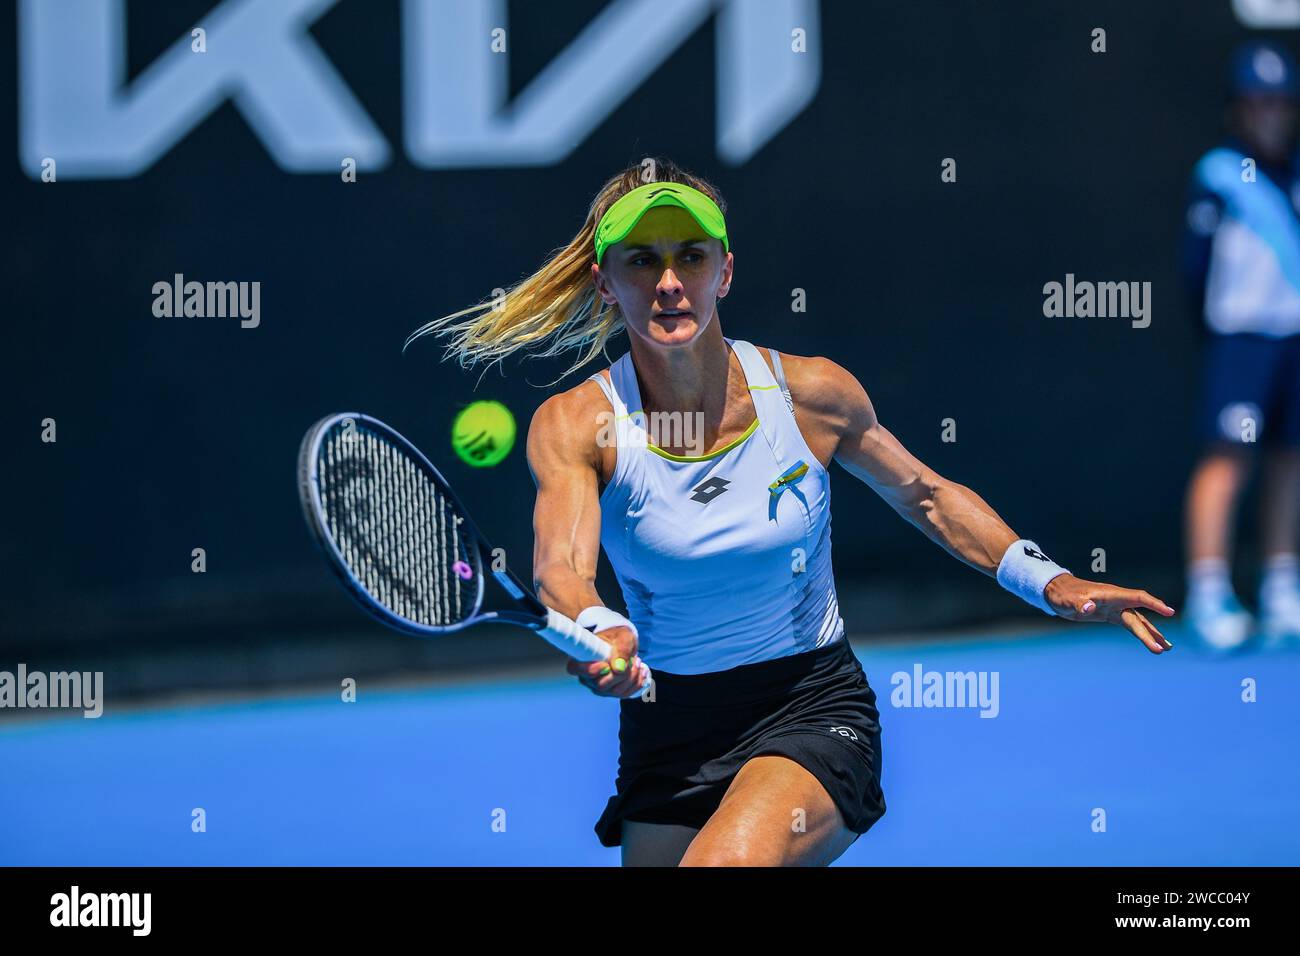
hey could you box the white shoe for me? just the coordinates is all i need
[1260,589,1300,649]
[1187,593,1254,652]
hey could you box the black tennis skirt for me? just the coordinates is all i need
[594,637,886,847]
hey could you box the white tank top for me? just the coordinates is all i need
[587,337,845,675]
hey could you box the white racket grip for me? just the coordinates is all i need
[539,607,610,659]
[537,607,653,689]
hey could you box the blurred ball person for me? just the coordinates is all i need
[1182,41,1300,650]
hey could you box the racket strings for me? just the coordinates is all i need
[318,424,472,626]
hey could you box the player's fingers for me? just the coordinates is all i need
[1100,587,1173,617]
[609,652,649,695]
[1117,608,1158,652]
[1127,589,1175,617]
[569,657,613,693]
[592,660,615,685]
[1121,608,1172,654]
[602,655,634,694]
[604,677,635,697]
[615,661,650,699]
[1130,609,1173,649]
[610,659,643,695]
[567,661,603,693]
[584,655,627,694]
[581,674,613,695]
[578,658,609,678]
[573,654,648,697]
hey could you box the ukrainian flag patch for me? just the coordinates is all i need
[768,460,809,498]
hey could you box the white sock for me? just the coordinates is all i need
[1188,557,1233,606]
[1261,553,1300,612]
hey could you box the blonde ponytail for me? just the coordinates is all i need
[404,158,727,386]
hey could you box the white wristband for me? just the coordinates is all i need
[575,606,638,640]
[996,540,1070,616]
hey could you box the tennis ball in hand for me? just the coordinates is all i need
[451,400,516,467]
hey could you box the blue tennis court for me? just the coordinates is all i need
[2,625,1296,866]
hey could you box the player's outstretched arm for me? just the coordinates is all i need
[802,357,1174,654]
[526,390,649,693]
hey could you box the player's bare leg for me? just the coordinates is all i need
[678,756,858,867]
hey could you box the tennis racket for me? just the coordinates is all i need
[298,412,650,691]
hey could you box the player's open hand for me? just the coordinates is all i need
[1044,574,1175,654]
[565,625,649,698]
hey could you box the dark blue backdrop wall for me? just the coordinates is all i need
[3,1,1284,655]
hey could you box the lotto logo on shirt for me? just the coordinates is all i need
[689,476,731,503]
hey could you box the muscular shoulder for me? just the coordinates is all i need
[762,349,876,439]
[525,376,607,479]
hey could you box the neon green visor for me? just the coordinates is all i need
[593,181,729,265]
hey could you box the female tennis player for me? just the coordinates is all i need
[409,158,1175,867]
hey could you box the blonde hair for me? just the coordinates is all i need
[404,158,728,387]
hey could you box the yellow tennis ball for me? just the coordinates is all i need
[451,400,516,467]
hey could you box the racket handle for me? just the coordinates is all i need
[537,607,653,691]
